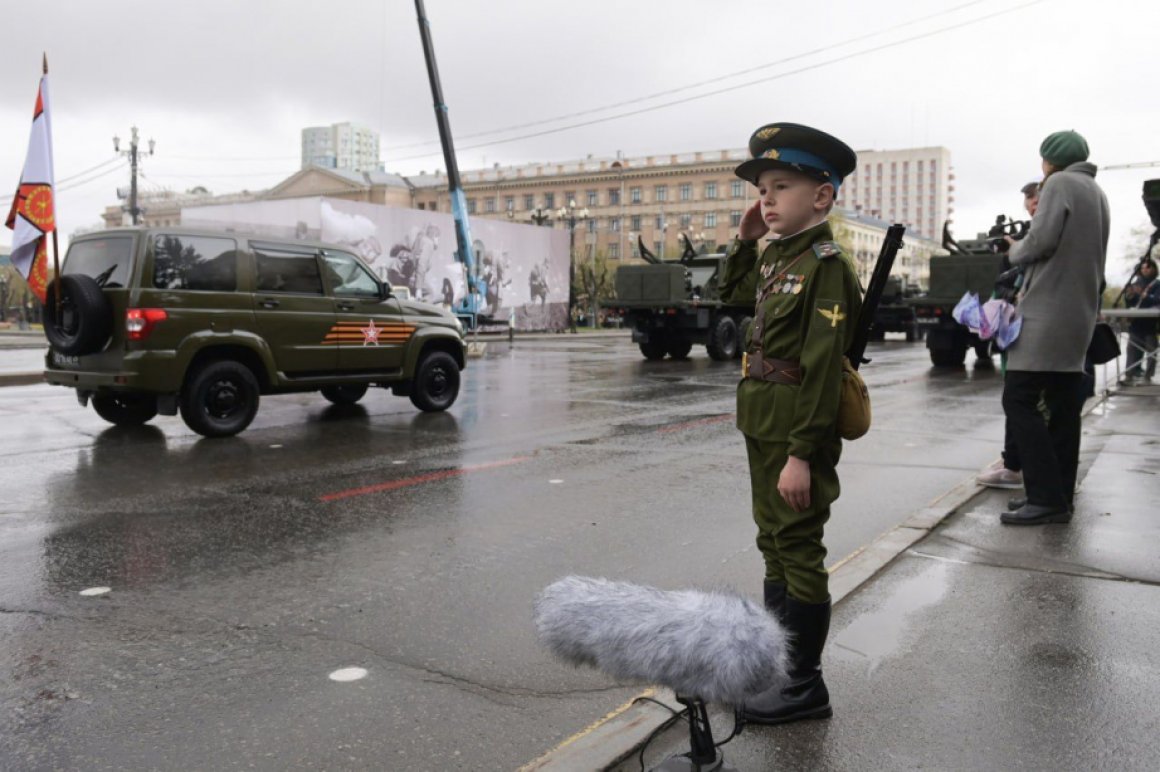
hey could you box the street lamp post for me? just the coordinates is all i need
[113,126,155,226]
[0,274,8,322]
[554,199,590,332]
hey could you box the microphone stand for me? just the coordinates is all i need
[652,695,739,772]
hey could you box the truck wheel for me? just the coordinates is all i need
[92,393,158,426]
[706,316,738,361]
[639,340,668,361]
[869,328,886,342]
[974,341,993,362]
[905,323,917,343]
[180,360,260,438]
[321,384,368,405]
[930,346,968,367]
[43,274,113,356]
[666,338,693,359]
[409,351,460,412]
[736,316,753,358]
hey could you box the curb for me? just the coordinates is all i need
[0,372,43,387]
[524,473,990,771]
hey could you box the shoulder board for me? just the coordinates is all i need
[813,241,841,260]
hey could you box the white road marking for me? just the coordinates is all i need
[269,444,283,449]
[79,587,111,596]
[392,460,407,465]
[549,479,564,484]
[329,667,368,682]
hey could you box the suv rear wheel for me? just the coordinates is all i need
[321,384,368,405]
[43,274,113,356]
[92,393,158,426]
[409,351,460,412]
[180,360,261,437]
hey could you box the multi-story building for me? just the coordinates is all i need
[301,122,381,173]
[836,146,954,242]
[102,144,945,287]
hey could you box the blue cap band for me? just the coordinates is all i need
[762,148,843,192]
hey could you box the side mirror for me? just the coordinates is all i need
[380,283,392,301]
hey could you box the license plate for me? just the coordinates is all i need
[916,318,940,326]
[52,351,80,368]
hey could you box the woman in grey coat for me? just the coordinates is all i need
[1000,130,1109,525]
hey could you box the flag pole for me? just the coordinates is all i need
[43,52,61,318]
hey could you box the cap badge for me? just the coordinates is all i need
[755,127,781,140]
[762,149,780,160]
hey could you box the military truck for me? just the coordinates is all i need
[906,219,1018,367]
[605,235,753,361]
[870,275,922,342]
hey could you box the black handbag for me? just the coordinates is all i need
[1087,321,1121,365]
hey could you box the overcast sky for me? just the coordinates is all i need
[2,0,1157,279]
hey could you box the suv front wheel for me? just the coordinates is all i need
[92,393,158,426]
[180,360,261,437]
[409,351,460,412]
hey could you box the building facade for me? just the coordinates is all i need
[301,122,381,173]
[836,146,954,242]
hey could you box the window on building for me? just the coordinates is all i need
[629,186,642,204]
[655,185,668,202]
[485,198,496,213]
[679,183,692,201]
[730,210,742,227]
[655,215,665,229]
[731,180,744,198]
[524,194,534,210]
[680,213,691,228]
[544,193,555,209]
[704,182,718,200]
[705,212,717,227]
[417,203,425,210]
[654,241,663,254]
[610,217,621,232]
[504,196,515,211]
[565,191,576,206]
[587,218,597,231]
[587,190,598,206]
[632,243,640,259]
[608,188,620,205]
[467,198,477,214]
[631,215,642,231]
[429,201,437,211]
[609,242,620,259]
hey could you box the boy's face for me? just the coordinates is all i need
[755,168,833,236]
[1024,192,1039,217]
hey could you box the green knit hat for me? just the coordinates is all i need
[1039,130,1089,167]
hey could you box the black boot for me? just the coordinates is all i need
[763,580,787,622]
[742,596,832,725]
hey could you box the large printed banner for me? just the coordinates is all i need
[182,197,571,331]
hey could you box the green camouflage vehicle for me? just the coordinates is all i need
[907,220,1012,367]
[870,274,922,342]
[604,236,753,361]
[42,228,466,437]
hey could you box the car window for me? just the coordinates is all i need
[63,236,134,288]
[323,251,380,298]
[152,234,238,291]
[255,251,324,295]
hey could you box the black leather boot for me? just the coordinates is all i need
[742,596,833,724]
[763,580,787,622]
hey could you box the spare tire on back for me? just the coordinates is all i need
[43,274,113,356]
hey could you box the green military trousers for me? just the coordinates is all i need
[744,435,842,604]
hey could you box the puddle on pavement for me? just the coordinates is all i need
[831,560,950,675]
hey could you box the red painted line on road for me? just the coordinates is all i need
[319,456,532,502]
[657,413,735,434]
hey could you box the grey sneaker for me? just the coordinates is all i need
[977,465,1024,489]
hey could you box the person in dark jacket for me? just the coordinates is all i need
[1123,256,1160,382]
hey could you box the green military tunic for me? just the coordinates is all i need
[719,220,862,603]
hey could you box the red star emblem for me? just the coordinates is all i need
[361,319,380,346]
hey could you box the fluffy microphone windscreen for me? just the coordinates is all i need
[534,575,788,705]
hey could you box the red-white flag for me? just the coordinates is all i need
[5,70,56,304]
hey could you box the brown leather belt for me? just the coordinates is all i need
[742,351,802,385]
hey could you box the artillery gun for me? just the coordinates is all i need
[604,234,754,361]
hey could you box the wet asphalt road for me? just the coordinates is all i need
[0,337,1009,770]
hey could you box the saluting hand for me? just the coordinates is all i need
[738,201,768,241]
[778,455,811,513]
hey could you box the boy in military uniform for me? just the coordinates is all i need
[718,123,862,725]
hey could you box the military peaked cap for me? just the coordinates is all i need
[735,122,858,192]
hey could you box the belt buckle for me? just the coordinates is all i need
[741,351,749,378]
